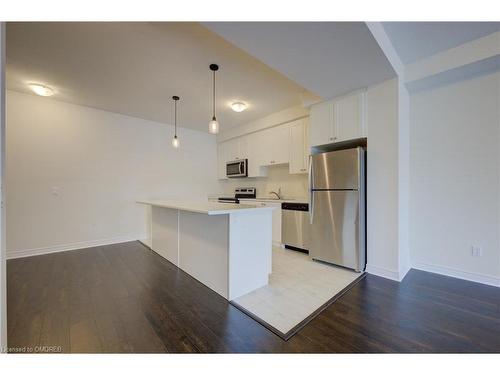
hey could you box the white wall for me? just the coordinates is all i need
[366,78,401,280]
[410,70,500,286]
[6,90,219,258]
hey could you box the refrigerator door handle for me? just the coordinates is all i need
[308,154,314,224]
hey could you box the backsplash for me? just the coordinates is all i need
[218,164,308,199]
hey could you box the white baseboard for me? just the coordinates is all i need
[398,263,411,282]
[365,264,401,281]
[412,261,500,288]
[6,234,146,260]
[138,238,152,249]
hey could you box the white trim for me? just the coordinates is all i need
[405,31,500,84]
[138,238,151,249]
[6,234,145,259]
[365,22,405,78]
[398,263,411,282]
[365,264,401,282]
[412,262,500,288]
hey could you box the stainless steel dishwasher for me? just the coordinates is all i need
[281,202,309,252]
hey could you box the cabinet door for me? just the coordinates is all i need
[289,119,308,174]
[238,136,249,160]
[217,142,228,180]
[244,132,267,178]
[303,119,310,170]
[261,124,289,166]
[334,92,365,142]
[225,138,240,161]
[310,100,334,146]
[272,124,290,164]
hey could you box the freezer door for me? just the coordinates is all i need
[309,190,363,271]
[311,148,362,190]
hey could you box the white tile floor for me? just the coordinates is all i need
[233,246,361,335]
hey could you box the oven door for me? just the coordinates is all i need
[226,160,247,178]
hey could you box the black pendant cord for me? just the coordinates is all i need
[212,69,216,120]
[209,64,219,122]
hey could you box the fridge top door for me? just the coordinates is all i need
[311,147,363,190]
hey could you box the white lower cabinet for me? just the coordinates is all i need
[240,199,282,246]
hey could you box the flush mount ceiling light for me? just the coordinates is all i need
[208,64,219,134]
[171,95,180,149]
[29,84,54,97]
[231,102,247,113]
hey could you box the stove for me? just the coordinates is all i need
[218,187,256,204]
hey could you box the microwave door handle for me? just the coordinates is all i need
[239,162,243,175]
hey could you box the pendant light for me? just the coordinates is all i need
[171,95,180,148]
[208,64,219,134]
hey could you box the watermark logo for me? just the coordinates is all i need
[2,345,63,353]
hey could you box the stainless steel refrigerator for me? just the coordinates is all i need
[308,147,366,272]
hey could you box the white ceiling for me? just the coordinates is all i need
[382,22,500,64]
[6,22,308,132]
[203,22,396,100]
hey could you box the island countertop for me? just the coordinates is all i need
[137,199,275,215]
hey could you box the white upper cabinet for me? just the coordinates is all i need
[260,124,290,166]
[310,100,334,146]
[217,133,268,179]
[217,117,312,180]
[225,138,241,161]
[244,132,268,178]
[217,141,229,180]
[334,91,366,142]
[310,91,366,147]
[289,118,309,174]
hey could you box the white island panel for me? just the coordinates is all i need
[151,206,179,265]
[228,210,272,300]
[178,211,229,299]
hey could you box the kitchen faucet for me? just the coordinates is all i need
[269,187,281,200]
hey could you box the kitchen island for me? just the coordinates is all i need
[137,200,274,300]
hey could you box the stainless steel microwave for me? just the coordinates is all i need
[226,159,248,178]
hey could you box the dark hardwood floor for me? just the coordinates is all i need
[7,241,500,353]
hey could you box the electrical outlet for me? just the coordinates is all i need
[471,246,482,257]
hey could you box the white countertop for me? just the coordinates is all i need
[137,200,275,215]
[209,196,309,204]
